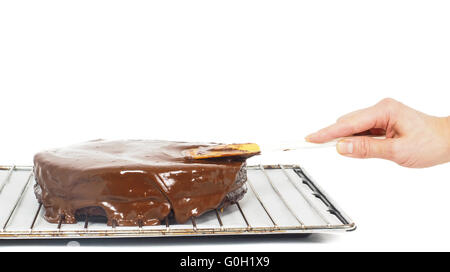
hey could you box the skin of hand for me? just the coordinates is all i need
[306,98,450,168]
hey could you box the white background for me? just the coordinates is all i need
[0,0,449,251]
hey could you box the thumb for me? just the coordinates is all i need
[336,137,396,160]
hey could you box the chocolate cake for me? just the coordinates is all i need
[33,140,256,226]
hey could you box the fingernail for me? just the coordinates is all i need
[337,140,353,154]
[305,133,316,142]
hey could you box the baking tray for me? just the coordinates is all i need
[0,164,355,239]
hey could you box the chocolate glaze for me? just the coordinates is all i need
[33,140,253,226]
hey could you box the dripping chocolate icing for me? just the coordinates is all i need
[33,140,256,226]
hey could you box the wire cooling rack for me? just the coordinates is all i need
[0,164,355,239]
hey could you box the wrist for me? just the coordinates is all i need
[444,116,450,161]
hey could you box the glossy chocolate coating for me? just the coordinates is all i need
[33,140,250,226]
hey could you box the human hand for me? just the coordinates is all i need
[306,98,450,168]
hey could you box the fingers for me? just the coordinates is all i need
[306,98,398,143]
[336,136,397,160]
[306,122,364,143]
